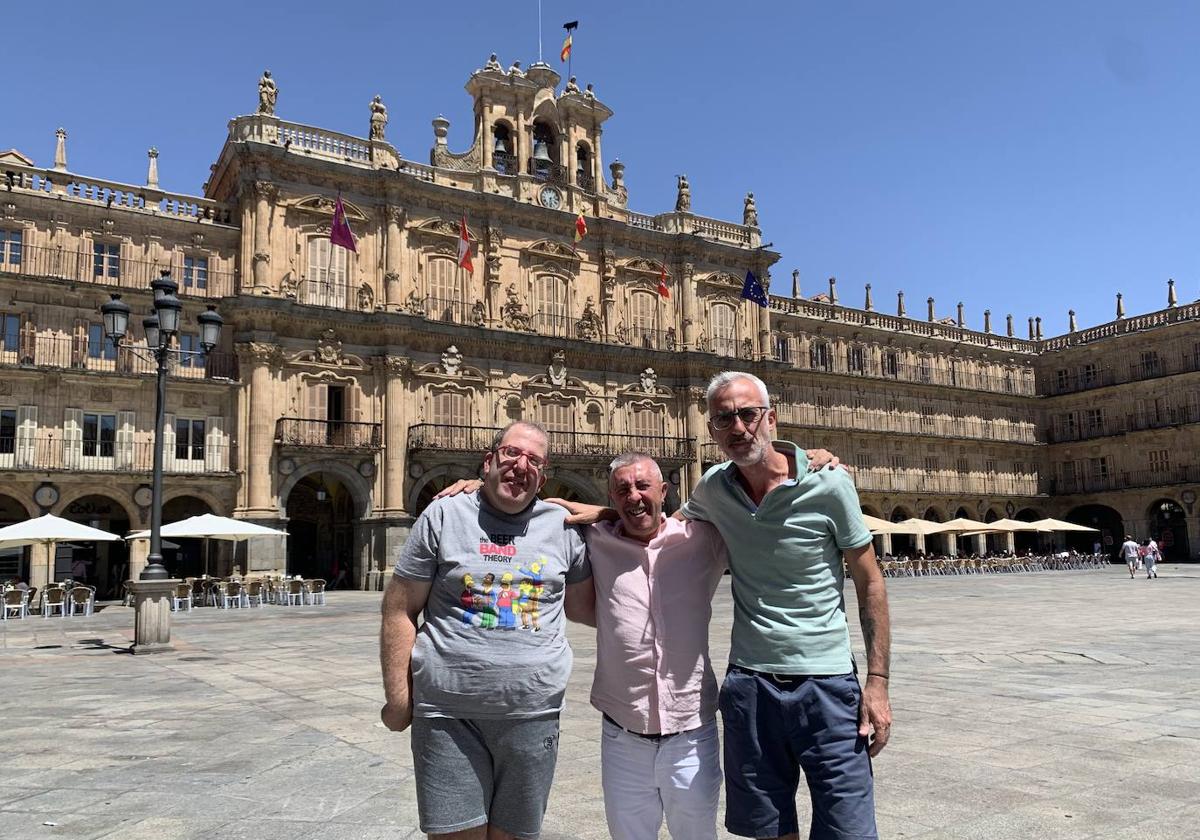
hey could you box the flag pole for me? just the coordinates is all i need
[538,0,543,63]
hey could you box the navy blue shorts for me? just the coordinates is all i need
[719,667,877,839]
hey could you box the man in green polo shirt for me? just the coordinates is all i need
[680,371,892,840]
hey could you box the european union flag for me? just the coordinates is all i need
[741,270,769,308]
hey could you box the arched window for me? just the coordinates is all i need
[492,123,515,174]
[305,237,348,308]
[533,274,568,336]
[531,122,559,181]
[425,257,463,322]
[710,304,736,356]
[629,292,659,348]
[575,142,593,191]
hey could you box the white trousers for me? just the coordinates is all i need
[600,717,721,840]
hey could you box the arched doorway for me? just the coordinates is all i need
[889,506,914,556]
[983,508,1004,555]
[1148,499,1190,562]
[162,496,215,578]
[61,495,130,598]
[953,505,974,555]
[284,472,359,587]
[922,506,946,556]
[0,494,31,582]
[1014,507,1043,554]
[1065,504,1124,560]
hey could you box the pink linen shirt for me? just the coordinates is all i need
[586,516,728,735]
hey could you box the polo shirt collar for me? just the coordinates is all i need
[718,439,809,494]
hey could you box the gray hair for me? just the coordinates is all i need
[705,371,770,409]
[607,451,663,483]
[490,420,549,452]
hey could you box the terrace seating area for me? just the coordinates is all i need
[168,575,328,611]
[1,580,95,619]
[877,552,1111,577]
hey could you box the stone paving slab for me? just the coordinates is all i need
[1,565,1198,839]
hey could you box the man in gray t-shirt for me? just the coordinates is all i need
[381,421,593,839]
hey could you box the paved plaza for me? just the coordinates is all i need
[2,567,1198,840]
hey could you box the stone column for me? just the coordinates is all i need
[29,543,52,592]
[381,356,411,513]
[237,342,280,515]
[681,262,698,348]
[383,205,403,308]
[128,539,149,582]
[127,579,179,655]
[879,534,893,557]
[683,386,707,500]
[973,534,987,556]
[251,179,277,293]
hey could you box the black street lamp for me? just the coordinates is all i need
[101,270,223,580]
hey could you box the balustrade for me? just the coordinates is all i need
[0,243,233,298]
[408,424,695,463]
[275,418,382,450]
[0,333,237,380]
[0,433,232,473]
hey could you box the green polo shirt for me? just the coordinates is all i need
[681,440,873,675]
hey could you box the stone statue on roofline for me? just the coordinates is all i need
[675,174,691,212]
[485,53,503,71]
[258,70,277,115]
[508,60,524,77]
[564,76,581,95]
[369,95,388,141]
[743,192,758,227]
[584,83,596,99]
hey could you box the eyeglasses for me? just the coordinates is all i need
[494,445,548,471]
[708,405,770,431]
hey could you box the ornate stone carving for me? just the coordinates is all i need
[237,341,284,368]
[502,284,533,331]
[471,300,486,326]
[253,180,278,201]
[280,275,297,298]
[686,385,707,404]
[317,330,345,365]
[484,53,503,71]
[741,337,755,359]
[639,368,658,393]
[508,60,524,76]
[385,205,405,226]
[253,251,271,266]
[743,192,758,227]
[563,75,581,95]
[357,283,375,311]
[675,174,691,212]
[89,386,112,403]
[383,270,400,287]
[441,345,464,376]
[258,70,277,115]
[376,355,412,379]
[694,327,709,353]
[665,326,677,351]
[369,95,388,141]
[576,297,601,340]
[547,351,568,387]
[613,319,628,344]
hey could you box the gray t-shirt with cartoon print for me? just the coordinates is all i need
[394,491,591,719]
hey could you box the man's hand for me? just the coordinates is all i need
[805,448,842,471]
[859,676,892,757]
[380,700,413,732]
[545,498,620,526]
[434,478,482,499]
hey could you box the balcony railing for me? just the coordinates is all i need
[492,152,519,176]
[0,243,233,298]
[1041,350,1200,396]
[0,434,231,473]
[424,296,473,325]
[773,403,1039,445]
[1046,403,1200,443]
[408,424,696,464]
[295,279,355,310]
[1051,465,1200,494]
[275,418,382,450]
[0,335,238,381]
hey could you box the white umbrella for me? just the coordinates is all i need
[930,517,996,534]
[1028,518,1099,533]
[127,514,287,576]
[980,518,1051,532]
[888,518,952,536]
[862,514,899,534]
[0,513,122,550]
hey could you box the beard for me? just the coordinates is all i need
[726,433,770,468]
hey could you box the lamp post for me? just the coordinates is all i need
[101,270,223,580]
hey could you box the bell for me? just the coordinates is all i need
[493,134,507,154]
[533,139,552,163]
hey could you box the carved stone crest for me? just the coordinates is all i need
[316,329,344,365]
[741,337,755,359]
[639,367,659,394]
[471,300,486,326]
[547,351,568,387]
[502,284,533,331]
[576,297,601,340]
[665,326,677,351]
[441,345,464,377]
[357,283,374,311]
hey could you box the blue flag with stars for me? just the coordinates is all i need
[741,270,769,308]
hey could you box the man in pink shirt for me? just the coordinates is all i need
[575,451,728,840]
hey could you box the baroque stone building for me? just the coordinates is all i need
[1,59,1196,592]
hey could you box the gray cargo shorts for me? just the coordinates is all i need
[411,714,561,839]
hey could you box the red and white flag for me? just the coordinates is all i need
[457,214,473,274]
[657,263,670,298]
[330,194,357,253]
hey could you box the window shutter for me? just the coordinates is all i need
[63,408,83,469]
[307,382,327,420]
[163,413,176,471]
[205,415,225,471]
[16,405,37,467]
[115,410,135,470]
[73,318,88,368]
[19,313,36,364]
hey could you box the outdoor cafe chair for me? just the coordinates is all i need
[218,581,242,609]
[67,586,94,617]
[171,583,193,613]
[285,579,305,606]
[42,587,67,618]
[306,579,327,606]
[243,580,265,608]
[2,588,28,620]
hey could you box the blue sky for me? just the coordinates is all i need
[7,1,1198,334]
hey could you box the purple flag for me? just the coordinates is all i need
[330,194,357,253]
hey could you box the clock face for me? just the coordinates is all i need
[539,186,562,209]
[35,484,59,508]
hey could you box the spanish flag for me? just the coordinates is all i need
[574,212,587,243]
[561,21,578,62]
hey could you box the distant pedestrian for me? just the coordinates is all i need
[1142,539,1159,579]
[1119,535,1140,579]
